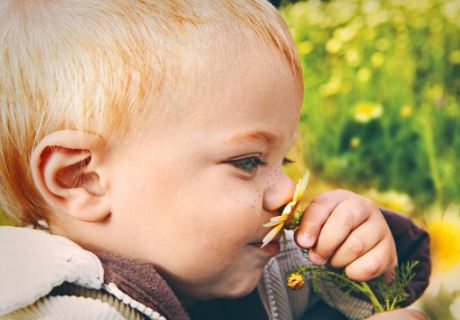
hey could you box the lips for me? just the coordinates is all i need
[248,233,282,256]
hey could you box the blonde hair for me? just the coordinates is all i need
[0,0,302,227]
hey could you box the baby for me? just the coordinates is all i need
[0,0,430,319]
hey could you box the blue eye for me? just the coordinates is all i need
[228,157,267,173]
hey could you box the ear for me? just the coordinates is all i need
[30,130,111,222]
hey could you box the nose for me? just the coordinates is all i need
[262,168,296,213]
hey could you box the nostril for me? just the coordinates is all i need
[278,204,287,214]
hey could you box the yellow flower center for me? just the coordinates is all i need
[287,273,304,290]
[428,221,460,273]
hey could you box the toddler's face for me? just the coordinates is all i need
[104,54,303,300]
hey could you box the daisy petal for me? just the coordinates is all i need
[282,201,296,214]
[298,171,310,199]
[292,171,310,201]
[263,216,286,227]
[261,224,283,247]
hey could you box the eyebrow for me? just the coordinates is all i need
[230,131,278,144]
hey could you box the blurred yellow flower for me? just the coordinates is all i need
[357,67,372,83]
[375,38,390,51]
[363,28,376,41]
[362,0,381,14]
[320,78,341,97]
[430,19,443,33]
[371,52,385,67]
[350,137,361,148]
[441,1,460,21]
[287,273,304,290]
[424,203,460,296]
[326,38,343,54]
[450,296,460,320]
[400,105,413,118]
[411,16,428,30]
[298,41,314,55]
[341,80,353,93]
[449,50,460,64]
[354,102,382,122]
[346,48,361,66]
[290,2,308,19]
[334,27,357,42]
[262,171,309,247]
[364,189,414,215]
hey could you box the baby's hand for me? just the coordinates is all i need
[294,190,397,282]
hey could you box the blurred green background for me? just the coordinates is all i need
[275,0,460,319]
[1,0,459,319]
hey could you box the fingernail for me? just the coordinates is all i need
[309,252,326,265]
[298,232,314,248]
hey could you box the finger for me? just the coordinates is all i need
[328,213,386,268]
[344,235,395,282]
[294,190,351,249]
[308,199,371,264]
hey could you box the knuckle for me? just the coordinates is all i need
[328,256,343,269]
[361,196,375,208]
[347,234,366,257]
[364,257,384,278]
[315,241,335,256]
[338,210,355,228]
[311,193,330,208]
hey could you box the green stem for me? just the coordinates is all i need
[361,282,384,312]
[422,113,443,203]
[321,270,366,293]
[390,298,398,311]
[321,270,385,312]
[386,299,390,311]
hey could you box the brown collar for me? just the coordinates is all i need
[96,252,190,320]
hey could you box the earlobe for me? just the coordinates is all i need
[31,130,111,222]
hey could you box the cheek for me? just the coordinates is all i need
[180,183,261,247]
[169,183,261,272]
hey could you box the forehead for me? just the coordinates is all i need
[127,45,303,145]
[168,49,302,145]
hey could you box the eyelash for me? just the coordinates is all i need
[282,157,295,166]
[228,156,294,174]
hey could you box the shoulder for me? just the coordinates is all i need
[0,226,103,316]
[0,226,174,320]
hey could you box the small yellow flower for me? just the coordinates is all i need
[350,137,361,148]
[298,41,314,55]
[371,52,385,67]
[357,67,372,83]
[287,273,304,290]
[346,49,361,66]
[354,102,383,122]
[326,39,342,54]
[319,79,341,97]
[400,105,413,118]
[363,28,376,41]
[375,38,390,51]
[262,171,309,247]
[362,0,380,14]
[449,50,460,64]
[334,27,357,42]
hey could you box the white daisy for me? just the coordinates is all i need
[261,171,309,248]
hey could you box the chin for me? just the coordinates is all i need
[213,269,263,300]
